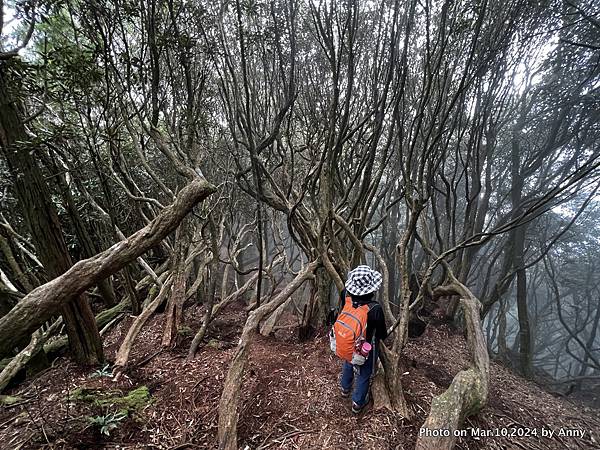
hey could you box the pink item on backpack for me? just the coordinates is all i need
[360,341,372,357]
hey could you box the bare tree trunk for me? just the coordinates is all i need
[416,278,490,450]
[49,160,118,307]
[123,265,141,315]
[0,69,103,365]
[114,276,173,372]
[497,298,509,357]
[259,297,293,336]
[514,228,533,378]
[509,112,532,378]
[0,232,34,293]
[217,261,318,450]
[310,266,331,327]
[0,319,61,393]
[374,342,411,417]
[188,270,262,359]
[0,178,216,359]
[186,216,219,356]
[162,220,191,348]
[577,301,600,383]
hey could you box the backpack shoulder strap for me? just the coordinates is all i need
[359,301,378,312]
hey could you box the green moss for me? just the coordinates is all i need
[178,325,193,336]
[0,395,22,406]
[96,298,130,328]
[69,387,99,403]
[69,385,151,416]
[207,338,224,349]
[113,386,151,414]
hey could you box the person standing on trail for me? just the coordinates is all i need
[329,265,388,414]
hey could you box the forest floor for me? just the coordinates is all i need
[0,301,599,450]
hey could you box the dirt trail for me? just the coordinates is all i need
[0,301,598,449]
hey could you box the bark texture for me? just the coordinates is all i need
[217,261,318,450]
[0,178,216,358]
[0,319,61,392]
[415,280,490,450]
[114,276,174,372]
[0,66,102,364]
[162,221,191,348]
[361,336,410,418]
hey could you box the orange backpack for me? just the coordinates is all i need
[332,296,371,362]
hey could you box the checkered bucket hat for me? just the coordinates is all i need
[345,265,383,296]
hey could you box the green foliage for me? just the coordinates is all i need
[17,5,105,102]
[89,364,113,379]
[88,411,127,436]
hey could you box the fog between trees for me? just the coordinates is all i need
[0,0,599,448]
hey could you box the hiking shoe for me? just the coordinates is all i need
[341,387,351,398]
[351,393,370,414]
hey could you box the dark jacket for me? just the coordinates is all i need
[338,289,387,342]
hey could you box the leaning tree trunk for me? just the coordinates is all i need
[0,319,61,393]
[57,168,118,307]
[0,231,35,293]
[114,275,173,373]
[0,178,216,359]
[0,294,133,392]
[217,261,319,450]
[259,297,292,336]
[415,277,490,450]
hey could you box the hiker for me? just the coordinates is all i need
[330,265,388,414]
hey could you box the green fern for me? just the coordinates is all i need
[88,411,127,436]
[89,364,113,379]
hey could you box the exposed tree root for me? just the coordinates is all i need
[415,278,489,450]
[371,362,393,411]
[376,341,411,417]
[217,261,318,450]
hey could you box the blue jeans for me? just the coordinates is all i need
[340,343,377,406]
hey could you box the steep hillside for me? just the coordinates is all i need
[0,302,597,449]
